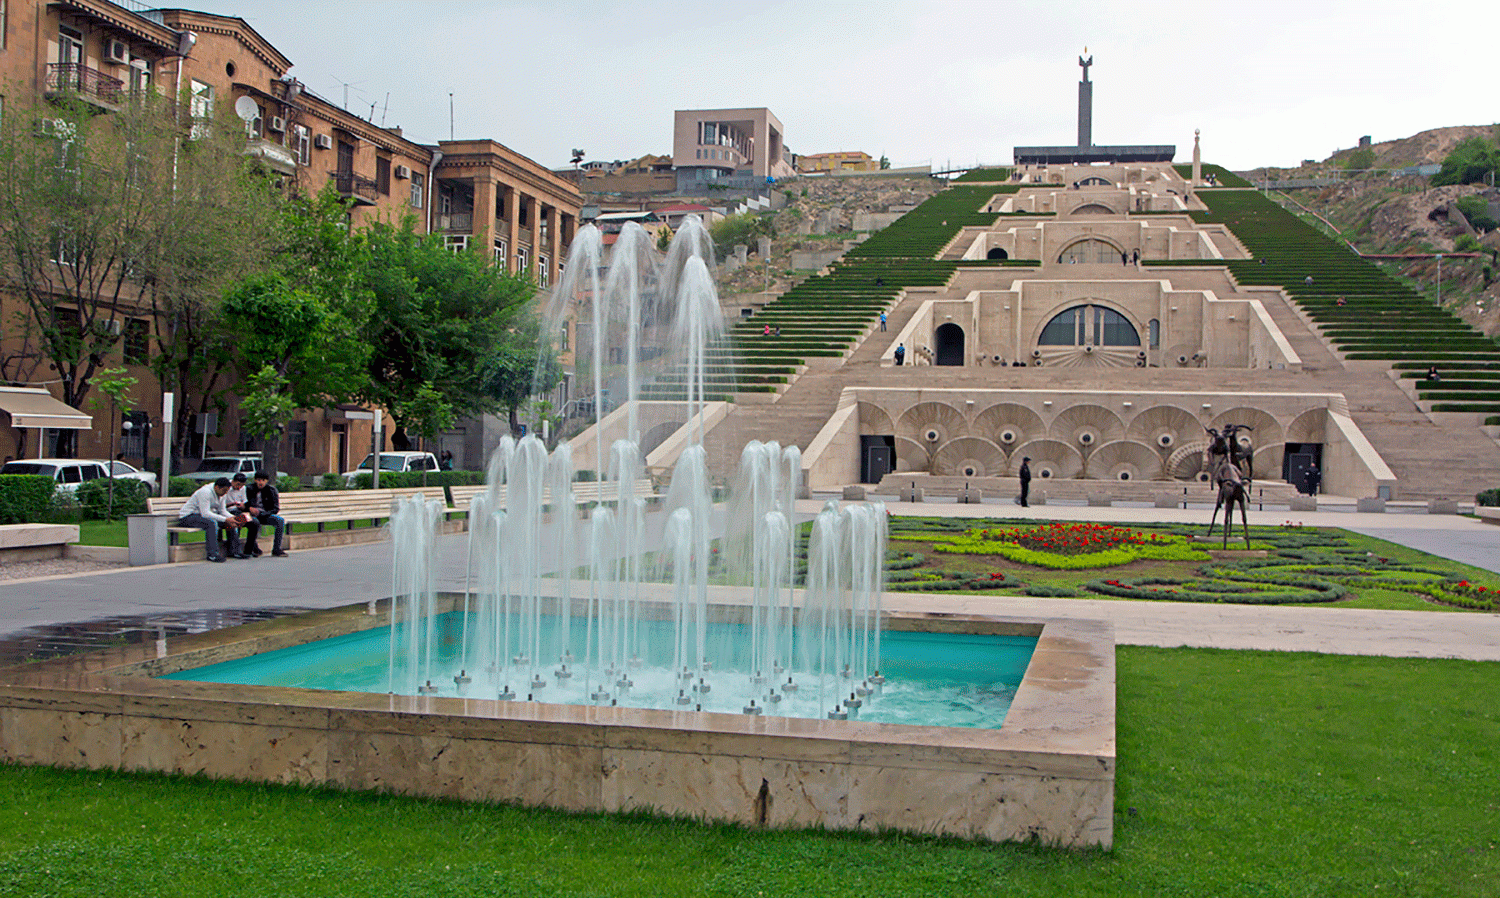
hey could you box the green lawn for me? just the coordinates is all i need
[2,647,1496,896]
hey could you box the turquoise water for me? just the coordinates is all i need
[165,615,1036,730]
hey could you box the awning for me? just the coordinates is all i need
[0,387,93,430]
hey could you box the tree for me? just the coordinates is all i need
[88,366,137,518]
[0,91,279,458]
[1431,137,1500,187]
[879,155,891,170]
[1343,147,1375,173]
[219,272,369,478]
[355,220,549,447]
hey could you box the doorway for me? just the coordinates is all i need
[934,323,965,366]
[860,435,896,484]
[1283,442,1323,494]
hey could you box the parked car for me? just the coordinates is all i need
[0,458,109,494]
[342,451,440,487]
[107,460,158,491]
[182,454,263,484]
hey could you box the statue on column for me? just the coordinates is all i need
[1078,52,1093,82]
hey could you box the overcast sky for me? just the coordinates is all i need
[181,0,1496,172]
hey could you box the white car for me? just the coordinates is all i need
[342,451,440,487]
[107,460,159,491]
[0,458,109,494]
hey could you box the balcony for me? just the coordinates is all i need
[45,63,124,112]
[437,211,473,231]
[243,139,297,175]
[330,171,378,206]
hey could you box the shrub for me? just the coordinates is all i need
[1485,415,1500,426]
[168,476,200,497]
[1477,488,1500,507]
[1456,195,1500,232]
[277,474,302,493]
[1022,584,1084,598]
[349,470,483,490]
[318,473,344,491]
[0,474,57,524]
[74,478,150,519]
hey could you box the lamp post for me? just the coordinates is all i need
[1436,253,1443,305]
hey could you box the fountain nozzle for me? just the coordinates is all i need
[454,670,471,687]
[676,689,693,705]
[828,707,848,720]
[743,700,763,715]
[498,685,516,701]
[418,680,438,695]
[782,677,798,693]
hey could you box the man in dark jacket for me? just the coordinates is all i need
[1018,456,1032,507]
[243,470,289,557]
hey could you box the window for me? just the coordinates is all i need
[409,176,423,208]
[375,156,390,195]
[123,318,149,364]
[1148,318,1160,350]
[445,235,468,252]
[189,79,213,140]
[1058,238,1119,264]
[1037,304,1140,347]
[292,124,310,165]
[245,101,265,138]
[516,246,529,273]
[127,57,152,98]
[121,411,148,457]
[559,322,569,350]
[537,254,549,288]
[288,420,306,459]
[493,238,507,264]
[58,25,83,68]
[51,230,78,266]
[1,0,8,50]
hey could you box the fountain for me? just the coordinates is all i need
[0,215,1116,846]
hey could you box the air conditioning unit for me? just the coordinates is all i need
[104,40,128,65]
[313,133,332,150]
[394,164,411,179]
[267,116,286,133]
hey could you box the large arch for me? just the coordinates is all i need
[986,247,1009,260]
[1036,303,1141,348]
[1057,236,1123,264]
[934,322,965,366]
[1070,202,1115,215]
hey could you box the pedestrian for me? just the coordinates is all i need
[176,477,240,563]
[1336,295,1346,308]
[1304,275,1314,287]
[763,323,771,336]
[1018,457,1032,507]
[1132,248,1140,265]
[1304,462,1321,496]
[879,310,887,331]
[439,450,454,471]
[894,343,906,366]
[1121,251,1128,266]
[1426,364,1440,382]
[773,326,781,337]
[243,470,288,557]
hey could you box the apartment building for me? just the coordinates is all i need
[797,151,878,174]
[671,107,795,188]
[0,0,579,475]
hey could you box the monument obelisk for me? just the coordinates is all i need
[1077,50,1093,148]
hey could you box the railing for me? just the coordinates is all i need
[45,63,124,106]
[437,211,473,231]
[330,171,378,203]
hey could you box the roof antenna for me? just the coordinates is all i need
[449,92,455,140]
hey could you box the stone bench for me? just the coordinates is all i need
[0,523,80,563]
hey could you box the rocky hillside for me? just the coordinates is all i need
[1251,126,1500,337]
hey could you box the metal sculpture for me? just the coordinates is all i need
[1207,459,1251,549]
[1203,424,1254,482]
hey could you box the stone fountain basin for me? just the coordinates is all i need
[0,592,1115,847]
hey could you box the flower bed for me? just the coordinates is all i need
[931,522,1209,569]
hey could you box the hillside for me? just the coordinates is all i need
[1247,126,1500,337]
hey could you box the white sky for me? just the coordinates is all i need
[181,0,1497,172]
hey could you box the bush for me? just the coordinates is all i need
[168,476,200,497]
[318,473,344,491]
[74,478,149,519]
[1477,488,1500,507]
[0,474,57,524]
[277,474,302,493]
[1456,195,1499,232]
[349,470,484,490]
[1485,415,1500,425]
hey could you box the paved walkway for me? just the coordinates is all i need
[0,501,1495,661]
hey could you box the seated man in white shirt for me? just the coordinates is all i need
[220,472,252,559]
[176,477,243,562]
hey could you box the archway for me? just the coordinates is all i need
[986,247,1009,260]
[1058,237,1121,264]
[1071,203,1114,215]
[1078,176,1110,186]
[934,322,965,366]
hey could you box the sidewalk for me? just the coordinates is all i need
[1,500,1496,661]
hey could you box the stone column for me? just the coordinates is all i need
[472,175,496,250]
[548,204,563,284]
[506,187,521,273]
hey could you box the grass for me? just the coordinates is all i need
[0,647,1496,896]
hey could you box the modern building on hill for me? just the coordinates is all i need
[672,107,795,189]
[0,0,579,475]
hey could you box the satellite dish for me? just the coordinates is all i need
[234,96,259,122]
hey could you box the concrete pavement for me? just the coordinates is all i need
[0,498,1496,661]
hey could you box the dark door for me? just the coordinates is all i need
[934,323,965,366]
[1283,443,1323,494]
[860,435,896,484]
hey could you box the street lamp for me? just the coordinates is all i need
[1435,253,1443,305]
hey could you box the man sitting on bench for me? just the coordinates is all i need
[243,470,288,557]
[177,477,241,563]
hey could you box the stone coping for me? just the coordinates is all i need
[0,589,1116,846]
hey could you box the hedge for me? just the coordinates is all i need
[348,470,484,490]
[1487,415,1500,425]
[0,474,57,524]
[1478,488,1500,507]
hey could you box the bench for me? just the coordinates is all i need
[148,487,455,551]
[0,522,81,563]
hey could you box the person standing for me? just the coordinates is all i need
[1018,457,1032,507]
[1304,462,1321,496]
[879,310,887,331]
[177,478,238,562]
[243,470,288,557]
[894,343,906,366]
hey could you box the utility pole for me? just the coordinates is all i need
[1436,253,1443,305]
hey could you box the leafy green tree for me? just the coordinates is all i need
[1431,137,1500,186]
[879,155,891,170]
[1456,195,1499,232]
[88,367,138,517]
[709,212,774,261]
[355,220,550,446]
[1344,147,1375,172]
